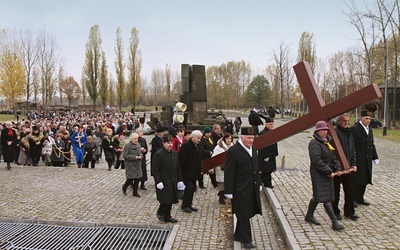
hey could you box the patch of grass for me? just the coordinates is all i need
[372,127,400,142]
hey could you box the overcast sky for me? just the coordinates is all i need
[0,0,364,84]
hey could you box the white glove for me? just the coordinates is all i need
[177,181,185,190]
[373,159,379,165]
[156,182,164,190]
[260,186,262,191]
[225,194,233,199]
[263,157,269,162]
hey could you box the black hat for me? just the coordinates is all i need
[264,117,274,123]
[360,110,372,117]
[32,126,39,131]
[156,128,165,133]
[241,126,255,135]
[162,134,174,142]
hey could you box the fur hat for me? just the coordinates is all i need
[241,126,255,135]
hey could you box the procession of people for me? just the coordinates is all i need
[0,107,380,249]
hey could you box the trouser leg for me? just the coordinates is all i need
[236,217,252,243]
[332,176,341,215]
[182,180,195,208]
[342,174,355,216]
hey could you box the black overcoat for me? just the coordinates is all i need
[350,122,378,185]
[257,127,278,173]
[138,136,148,182]
[179,139,202,181]
[102,136,115,161]
[308,132,341,203]
[1,128,17,163]
[224,142,262,219]
[152,147,181,205]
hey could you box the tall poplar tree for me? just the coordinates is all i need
[84,25,102,110]
[115,27,124,111]
[127,27,142,114]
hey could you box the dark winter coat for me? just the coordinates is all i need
[138,136,148,182]
[224,142,262,219]
[248,110,263,126]
[123,141,143,179]
[308,132,341,203]
[335,125,357,166]
[200,136,215,160]
[1,127,17,163]
[51,139,65,162]
[83,141,96,163]
[152,147,182,205]
[258,127,278,173]
[179,139,202,181]
[102,136,115,161]
[350,122,378,185]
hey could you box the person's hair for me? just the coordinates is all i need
[130,132,139,140]
[190,130,202,138]
[212,124,220,130]
[222,132,232,143]
[337,113,348,121]
[136,127,143,133]
[184,130,192,137]
[87,135,93,141]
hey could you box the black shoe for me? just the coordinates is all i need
[199,186,205,189]
[345,214,360,221]
[6,163,11,170]
[242,242,256,249]
[133,192,141,197]
[181,207,192,213]
[122,185,127,195]
[140,186,147,190]
[219,197,226,205]
[357,201,370,206]
[305,216,321,225]
[266,184,274,189]
[108,168,111,171]
[188,206,198,212]
[157,214,165,222]
[335,214,343,220]
[165,217,178,223]
[332,221,345,231]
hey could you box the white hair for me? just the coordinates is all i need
[190,130,202,138]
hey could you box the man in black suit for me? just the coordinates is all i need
[333,114,359,221]
[258,117,278,188]
[152,135,183,223]
[179,130,203,213]
[224,127,262,249]
[350,110,379,206]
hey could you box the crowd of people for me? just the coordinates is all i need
[1,107,379,249]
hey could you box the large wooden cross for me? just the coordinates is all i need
[202,61,382,172]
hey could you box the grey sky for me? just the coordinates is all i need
[0,0,361,83]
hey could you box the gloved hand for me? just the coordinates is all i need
[260,186,262,191]
[225,194,233,199]
[263,157,269,162]
[373,159,379,165]
[177,181,185,190]
[156,182,164,190]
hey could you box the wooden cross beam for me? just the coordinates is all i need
[202,61,382,172]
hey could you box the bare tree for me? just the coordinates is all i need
[267,43,293,118]
[37,28,58,112]
[19,29,38,113]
